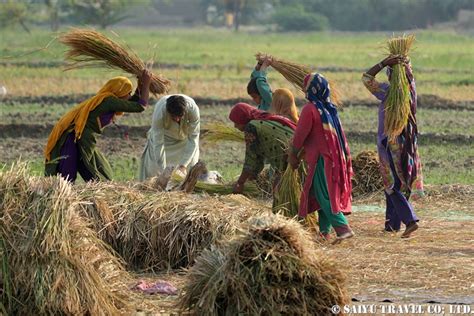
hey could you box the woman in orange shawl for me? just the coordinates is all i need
[44,70,152,182]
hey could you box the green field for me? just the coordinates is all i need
[1,27,473,185]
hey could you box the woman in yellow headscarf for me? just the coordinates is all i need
[45,69,152,182]
[271,88,299,123]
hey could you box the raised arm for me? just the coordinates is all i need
[251,57,273,111]
[362,55,406,100]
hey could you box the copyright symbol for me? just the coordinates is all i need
[331,305,341,314]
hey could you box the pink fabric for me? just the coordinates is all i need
[229,102,297,130]
[132,280,178,295]
[292,103,352,217]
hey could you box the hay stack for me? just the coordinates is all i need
[59,28,171,95]
[76,182,267,271]
[352,150,383,196]
[180,214,348,315]
[0,165,130,315]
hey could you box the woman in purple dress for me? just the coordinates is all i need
[362,55,424,238]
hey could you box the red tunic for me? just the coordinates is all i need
[292,103,352,217]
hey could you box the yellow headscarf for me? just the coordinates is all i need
[44,76,133,161]
[271,88,299,123]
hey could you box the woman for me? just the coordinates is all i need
[271,88,299,123]
[247,57,272,111]
[229,103,296,197]
[45,70,152,182]
[288,73,354,243]
[139,94,200,180]
[362,55,423,238]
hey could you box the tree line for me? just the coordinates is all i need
[0,0,472,32]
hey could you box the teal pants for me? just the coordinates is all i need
[312,157,348,234]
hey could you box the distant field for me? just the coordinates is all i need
[1,27,473,185]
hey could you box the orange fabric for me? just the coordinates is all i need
[44,77,132,161]
[271,88,299,123]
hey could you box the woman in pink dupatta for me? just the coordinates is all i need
[288,73,354,242]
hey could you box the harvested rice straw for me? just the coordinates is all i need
[171,173,260,197]
[202,122,244,143]
[180,214,348,315]
[274,164,301,217]
[0,165,130,315]
[59,28,170,94]
[352,150,383,197]
[384,34,415,141]
[256,52,342,106]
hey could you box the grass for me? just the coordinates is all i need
[1,28,473,69]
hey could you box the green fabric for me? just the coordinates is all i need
[45,96,144,180]
[243,120,293,177]
[251,69,272,111]
[312,157,348,233]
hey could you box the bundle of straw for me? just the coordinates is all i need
[274,164,301,217]
[256,52,311,91]
[202,122,244,143]
[76,182,266,271]
[180,214,348,315]
[256,52,342,106]
[352,150,383,196]
[171,172,260,197]
[384,34,415,140]
[59,28,170,94]
[0,165,130,315]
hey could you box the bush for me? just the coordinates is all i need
[273,5,329,31]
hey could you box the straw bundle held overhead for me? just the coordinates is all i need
[0,165,130,315]
[180,214,349,315]
[256,52,342,106]
[352,150,383,196]
[256,52,311,91]
[384,34,415,140]
[202,122,244,143]
[59,28,171,94]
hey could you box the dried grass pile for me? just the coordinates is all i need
[180,214,348,315]
[0,165,130,315]
[255,52,342,106]
[352,150,383,196]
[202,122,244,143]
[76,182,267,271]
[59,28,171,94]
[384,34,416,140]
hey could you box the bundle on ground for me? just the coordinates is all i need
[0,165,130,315]
[352,150,384,196]
[59,28,170,94]
[180,214,348,315]
[76,182,266,271]
[384,34,415,140]
[171,172,260,197]
[202,122,244,143]
[256,52,342,106]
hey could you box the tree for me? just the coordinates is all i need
[0,1,31,33]
[70,0,138,29]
